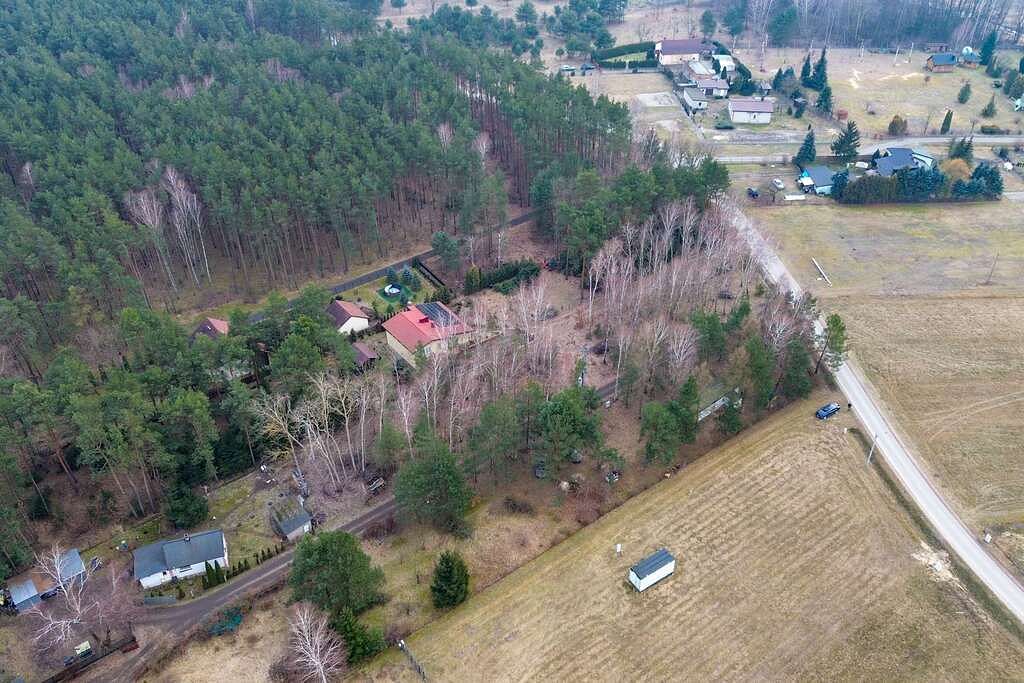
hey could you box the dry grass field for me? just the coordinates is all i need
[754,200,1024,544]
[754,201,1024,298]
[365,395,1024,681]
[730,46,1024,138]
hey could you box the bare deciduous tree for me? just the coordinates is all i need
[125,187,177,292]
[289,603,347,683]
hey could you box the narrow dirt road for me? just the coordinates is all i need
[734,204,1024,625]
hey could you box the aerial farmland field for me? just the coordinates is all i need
[366,396,1024,681]
[753,199,1024,566]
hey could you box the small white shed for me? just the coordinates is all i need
[628,548,676,592]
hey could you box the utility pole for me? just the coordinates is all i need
[985,253,999,285]
[867,432,879,464]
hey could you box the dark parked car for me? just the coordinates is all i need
[815,402,841,420]
[747,187,759,198]
[533,461,547,479]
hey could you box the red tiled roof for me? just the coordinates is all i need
[195,317,229,339]
[382,303,470,352]
[326,300,368,327]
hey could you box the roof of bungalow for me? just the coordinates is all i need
[630,548,675,579]
[695,78,729,90]
[382,303,470,352]
[657,38,711,55]
[729,98,774,113]
[133,530,225,578]
[326,300,369,328]
[804,165,836,187]
[929,53,958,65]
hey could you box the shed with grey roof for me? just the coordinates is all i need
[5,548,85,614]
[628,548,676,591]
[133,529,228,589]
[271,498,313,542]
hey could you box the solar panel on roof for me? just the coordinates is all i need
[415,302,456,327]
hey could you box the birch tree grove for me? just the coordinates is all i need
[163,166,211,287]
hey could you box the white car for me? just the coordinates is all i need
[560,64,575,73]
[771,178,785,190]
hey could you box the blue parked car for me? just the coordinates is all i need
[815,402,841,420]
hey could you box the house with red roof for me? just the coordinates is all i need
[326,300,371,335]
[382,303,471,365]
[193,317,230,340]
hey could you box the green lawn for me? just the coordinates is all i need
[344,275,436,314]
[606,52,648,63]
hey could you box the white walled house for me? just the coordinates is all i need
[654,39,710,66]
[629,548,676,592]
[682,88,708,111]
[133,530,228,589]
[695,78,729,98]
[712,54,736,73]
[326,300,371,335]
[728,98,774,124]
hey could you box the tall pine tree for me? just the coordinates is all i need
[940,109,953,134]
[815,85,834,114]
[431,550,470,608]
[795,130,816,166]
[830,121,861,162]
[800,53,812,85]
[810,47,828,90]
[979,31,998,66]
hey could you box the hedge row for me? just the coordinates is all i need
[597,59,659,69]
[464,259,540,294]
[592,41,655,60]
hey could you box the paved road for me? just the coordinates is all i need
[735,205,1024,625]
[112,498,397,681]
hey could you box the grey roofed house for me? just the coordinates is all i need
[695,77,729,91]
[133,529,225,578]
[929,53,958,66]
[657,38,710,55]
[805,165,836,187]
[631,548,675,579]
[729,99,774,113]
[271,498,312,541]
[875,147,917,177]
[683,87,708,101]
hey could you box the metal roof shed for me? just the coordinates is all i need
[629,548,676,592]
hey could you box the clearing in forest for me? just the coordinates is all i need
[366,395,1024,681]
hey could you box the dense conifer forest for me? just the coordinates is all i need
[0,0,632,578]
